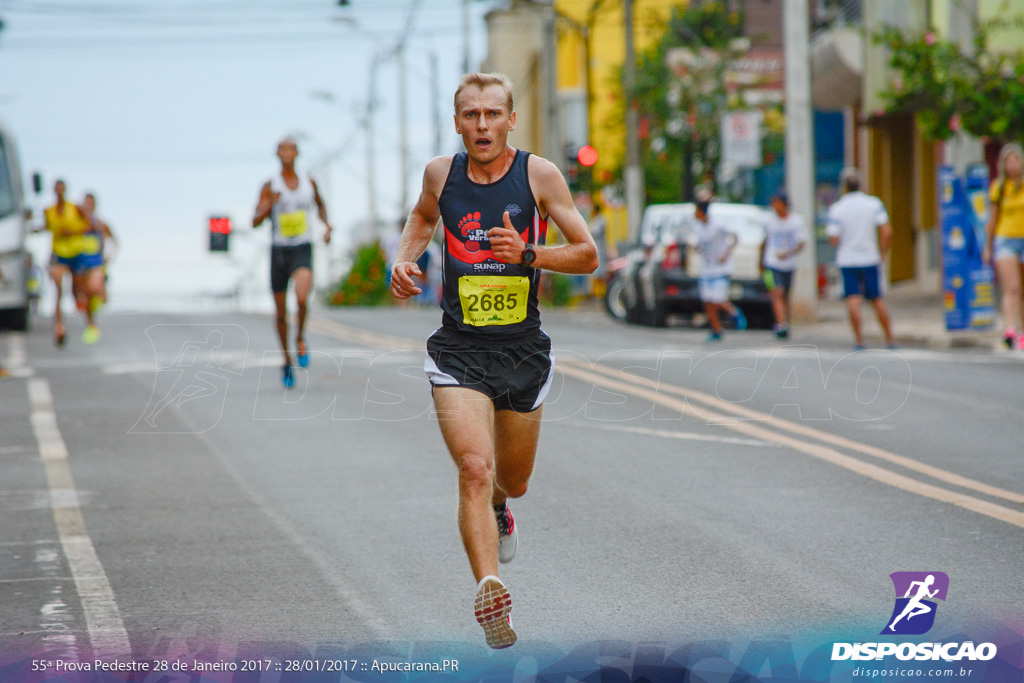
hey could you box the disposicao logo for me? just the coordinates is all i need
[882,571,948,635]
[831,572,998,663]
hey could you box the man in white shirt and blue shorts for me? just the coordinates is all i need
[826,168,896,349]
[761,190,808,339]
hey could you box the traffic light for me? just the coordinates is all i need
[576,145,599,167]
[209,216,231,252]
[565,144,597,193]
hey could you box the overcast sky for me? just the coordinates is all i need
[0,0,495,308]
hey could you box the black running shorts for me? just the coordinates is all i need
[270,243,313,293]
[424,327,555,413]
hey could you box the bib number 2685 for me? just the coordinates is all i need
[458,276,529,327]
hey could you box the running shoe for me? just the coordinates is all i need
[1017,332,1024,351]
[1004,328,1017,349]
[474,575,516,649]
[773,323,789,339]
[707,331,722,342]
[733,308,747,331]
[297,341,309,368]
[82,325,101,345]
[495,503,517,564]
[854,343,866,351]
[282,364,295,389]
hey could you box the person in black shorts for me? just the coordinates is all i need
[391,72,598,649]
[253,138,332,387]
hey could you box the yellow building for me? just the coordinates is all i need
[484,1,685,257]
[554,0,687,179]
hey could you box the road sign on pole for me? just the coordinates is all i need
[721,111,762,168]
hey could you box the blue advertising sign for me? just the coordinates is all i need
[938,166,995,330]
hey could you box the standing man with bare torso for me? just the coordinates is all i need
[391,73,598,649]
[253,138,332,388]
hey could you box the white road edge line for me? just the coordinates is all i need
[27,377,132,660]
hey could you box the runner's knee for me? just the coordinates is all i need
[457,453,494,491]
[498,475,530,499]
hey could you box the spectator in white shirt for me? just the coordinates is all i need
[826,168,896,349]
[760,189,808,339]
[694,196,745,340]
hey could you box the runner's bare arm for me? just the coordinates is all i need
[391,156,451,299]
[489,155,598,274]
[252,182,277,227]
[311,178,333,244]
[720,233,739,264]
[878,221,892,260]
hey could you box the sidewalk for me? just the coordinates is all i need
[809,280,1003,351]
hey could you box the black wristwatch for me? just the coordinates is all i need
[520,243,537,266]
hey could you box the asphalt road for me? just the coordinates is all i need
[2,306,1022,672]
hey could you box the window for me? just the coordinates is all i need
[0,138,17,220]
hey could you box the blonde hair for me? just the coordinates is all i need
[997,143,1023,186]
[454,72,514,115]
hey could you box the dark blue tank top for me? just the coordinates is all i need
[437,150,547,339]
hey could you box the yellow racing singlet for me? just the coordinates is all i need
[45,203,90,259]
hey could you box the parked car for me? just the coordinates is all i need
[613,202,773,328]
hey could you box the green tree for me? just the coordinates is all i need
[873,8,1024,143]
[324,241,391,307]
[620,2,784,204]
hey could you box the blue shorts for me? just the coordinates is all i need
[53,253,104,275]
[765,267,794,293]
[994,236,1024,263]
[841,265,882,300]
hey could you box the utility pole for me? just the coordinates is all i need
[542,5,561,172]
[366,53,381,240]
[623,0,645,242]
[394,0,423,219]
[431,50,442,157]
[783,0,817,319]
[462,0,471,75]
[398,46,410,217]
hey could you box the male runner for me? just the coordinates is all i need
[75,192,117,343]
[42,180,89,346]
[693,196,743,341]
[391,72,598,649]
[760,190,807,339]
[252,137,332,388]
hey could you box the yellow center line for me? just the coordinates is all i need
[307,315,1024,529]
[573,361,1024,506]
[307,316,415,350]
[559,363,1024,530]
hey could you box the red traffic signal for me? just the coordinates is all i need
[576,145,599,167]
[209,216,232,234]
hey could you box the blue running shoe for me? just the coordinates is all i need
[282,365,295,388]
[707,331,723,342]
[733,308,747,331]
[297,341,309,368]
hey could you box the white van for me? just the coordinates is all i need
[0,119,31,330]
